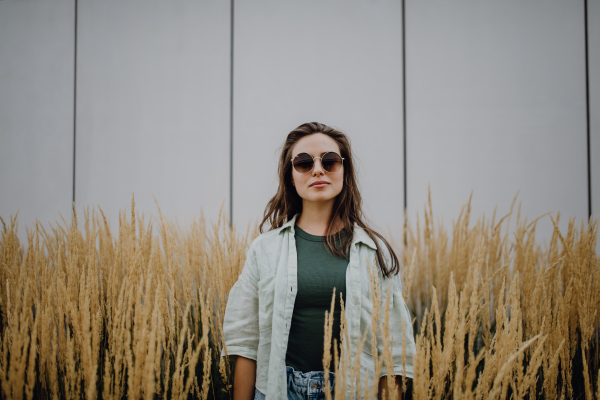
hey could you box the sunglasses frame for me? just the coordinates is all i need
[290,151,345,174]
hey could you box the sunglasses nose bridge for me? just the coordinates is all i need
[312,157,325,174]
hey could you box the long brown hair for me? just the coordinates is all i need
[259,122,400,278]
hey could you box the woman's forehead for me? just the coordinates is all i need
[291,133,340,157]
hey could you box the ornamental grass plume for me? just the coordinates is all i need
[0,191,598,399]
[0,196,248,400]
[401,191,599,399]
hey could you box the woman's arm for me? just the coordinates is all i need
[224,245,260,399]
[378,375,402,400]
[233,356,257,400]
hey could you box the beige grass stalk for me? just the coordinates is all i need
[198,287,212,400]
[453,236,485,399]
[543,340,565,400]
[411,311,431,398]
[519,334,547,399]
[323,289,336,400]
[402,248,417,308]
[381,281,398,400]
[365,259,384,400]
[0,279,38,400]
[578,280,597,400]
[352,330,368,398]
[488,335,541,400]
[335,295,349,398]
[437,275,458,399]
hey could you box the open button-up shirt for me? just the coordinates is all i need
[222,215,416,399]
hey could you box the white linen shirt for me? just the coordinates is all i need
[221,215,416,399]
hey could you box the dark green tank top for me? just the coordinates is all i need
[285,225,349,373]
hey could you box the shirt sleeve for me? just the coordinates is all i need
[220,244,260,360]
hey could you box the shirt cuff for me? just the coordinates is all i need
[379,364,414,380]
[220,345,258,361]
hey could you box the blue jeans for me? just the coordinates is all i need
[254,366,336,400]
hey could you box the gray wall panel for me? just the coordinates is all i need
[406,1,588,242]
[0,0,74,241]
[76,0,231,227]
[234,0,405,242]
[590,0,600,251]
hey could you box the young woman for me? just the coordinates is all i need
[222,122,416,399]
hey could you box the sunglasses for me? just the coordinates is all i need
[291,151,345,174]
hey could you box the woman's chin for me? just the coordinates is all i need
[304,195,337,204]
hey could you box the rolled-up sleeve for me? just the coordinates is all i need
[221,245,260,360]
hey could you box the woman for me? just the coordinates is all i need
[222,122,416,399]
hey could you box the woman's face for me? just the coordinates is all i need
[290,133,344,206]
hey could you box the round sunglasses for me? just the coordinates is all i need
[291,151,345,174]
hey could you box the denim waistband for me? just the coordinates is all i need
[286,366,335,398]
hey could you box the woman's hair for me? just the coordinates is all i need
[259,122,400,278]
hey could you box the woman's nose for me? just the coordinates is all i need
[312,158,325,175]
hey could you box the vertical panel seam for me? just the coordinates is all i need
[72,0,78,212]
[229,0,234,227]
[585,0,591,219]
[402,0,407,244]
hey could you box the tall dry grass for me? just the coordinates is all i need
[401,193,599,399]
[0,194,598,399]
[0,197,250,399]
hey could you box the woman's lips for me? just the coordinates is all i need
[310,181,329,188]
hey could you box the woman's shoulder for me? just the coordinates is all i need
[248,222,292,252]
[352,224,390,255]
[353,226,400,282]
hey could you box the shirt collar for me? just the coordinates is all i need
[280,214,377,250]
[279,214,299,232]
[352,225,378,250]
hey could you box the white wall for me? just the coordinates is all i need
[405,0,588,243]
[0,0,75,241]
[590,0,600,244]
[1,0,598,249]
[233,0,405,242]
[75,0,231,229]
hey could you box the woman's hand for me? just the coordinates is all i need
[378,375,403,400]
[233,356,257,400]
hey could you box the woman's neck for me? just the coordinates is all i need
[296,201,342,236]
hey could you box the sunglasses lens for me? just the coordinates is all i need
[321,152,343,173]
[293,153,314,173]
